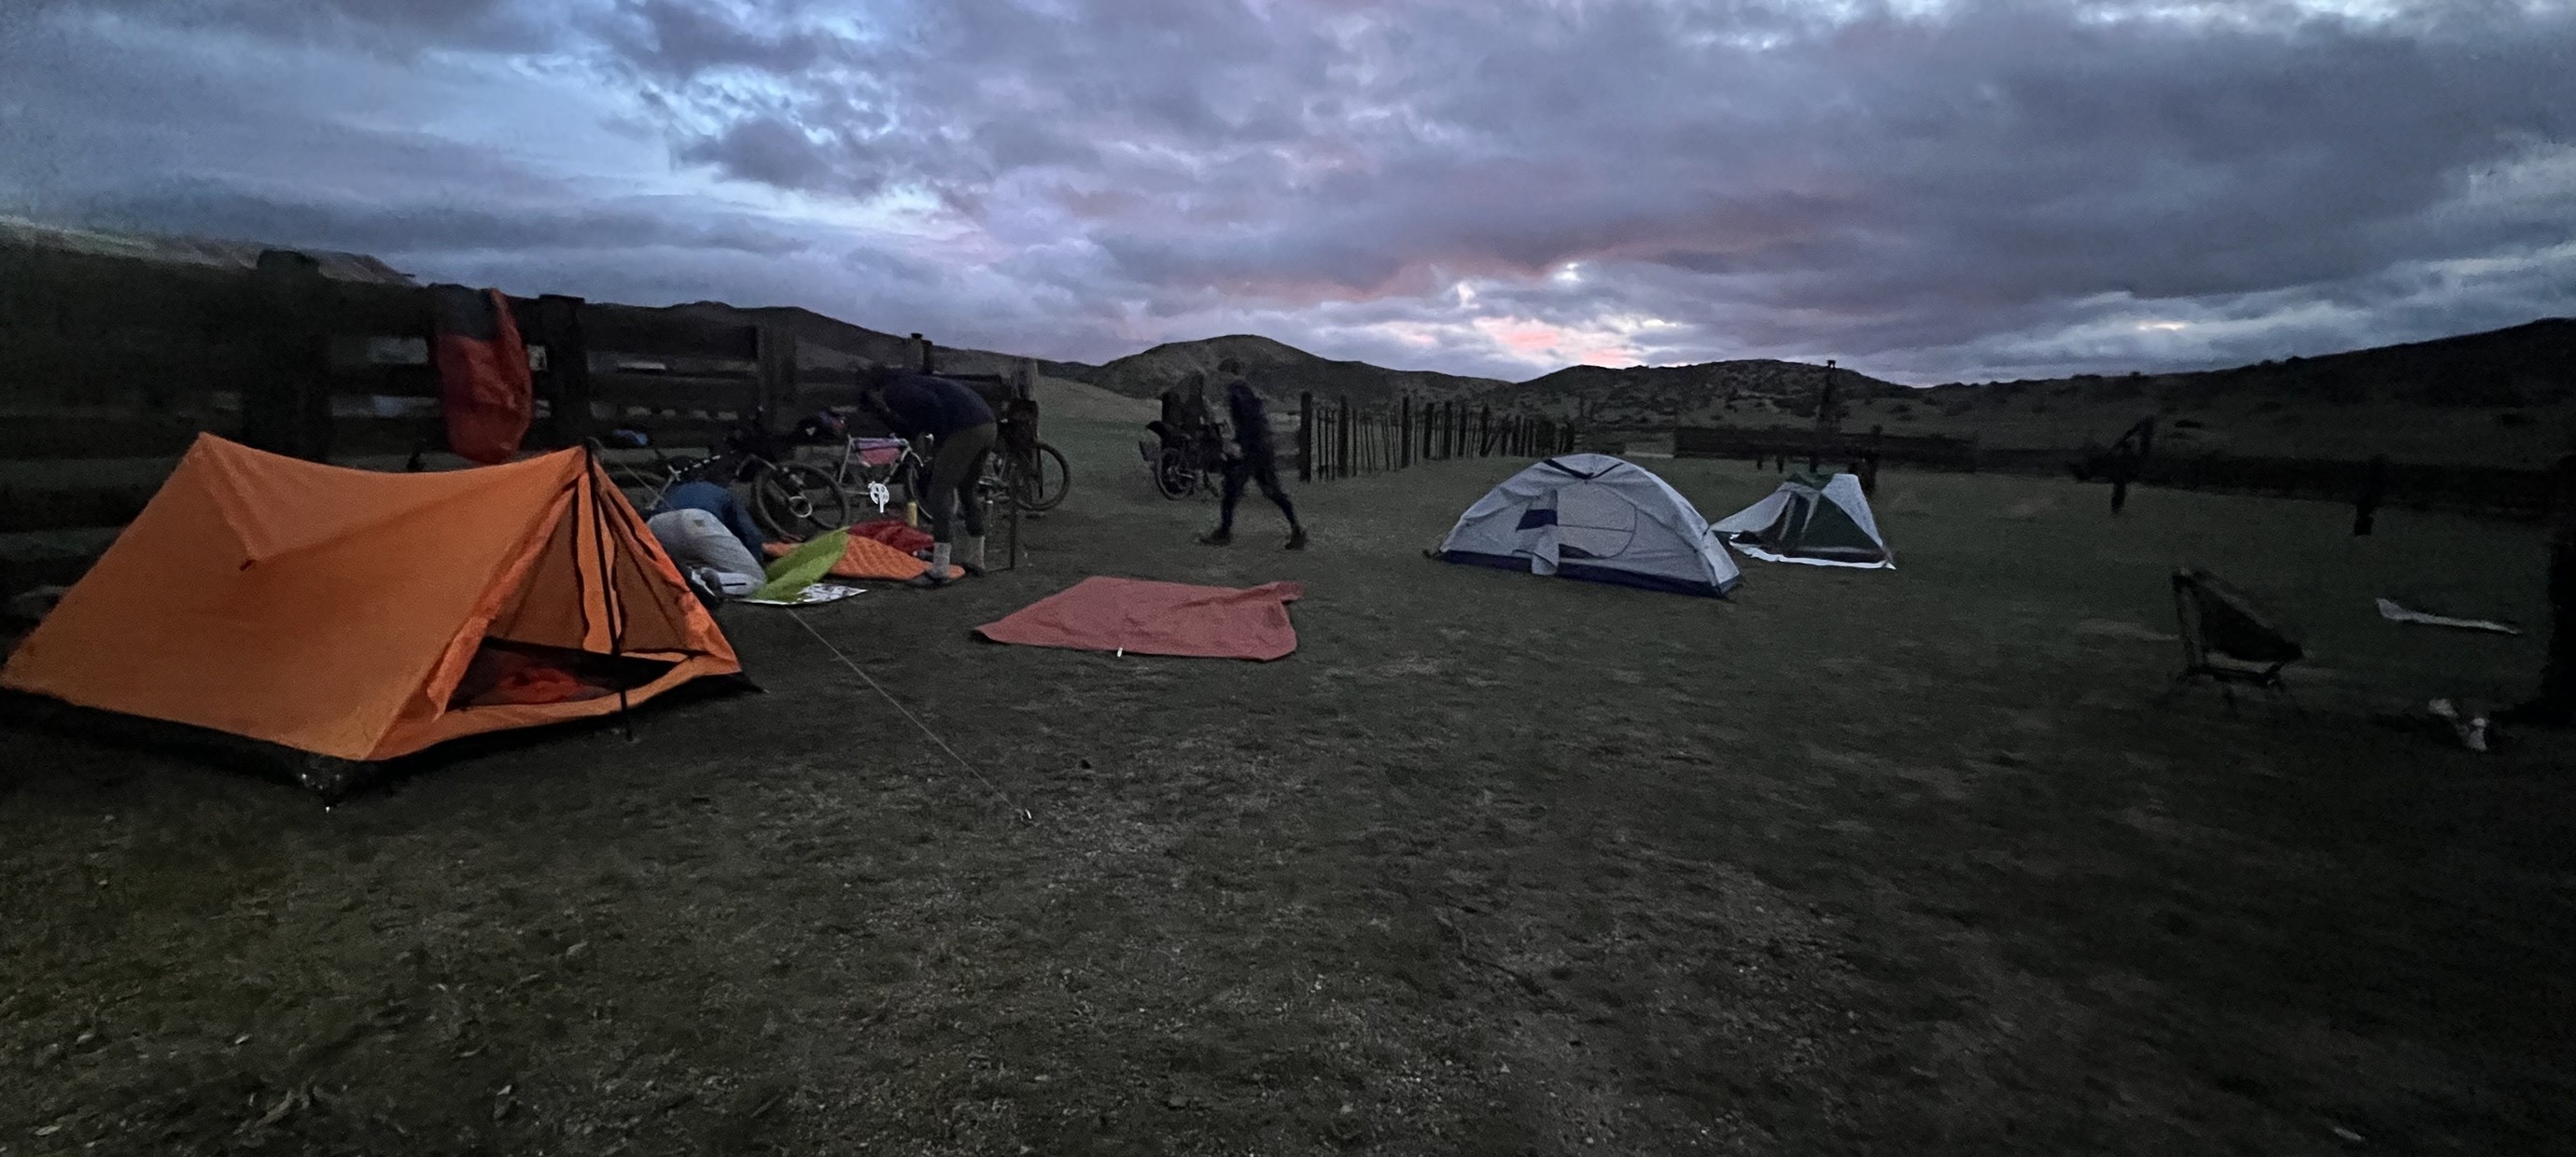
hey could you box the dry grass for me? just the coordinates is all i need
[1,420,2569,1155]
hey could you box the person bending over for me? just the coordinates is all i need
[651,480,764,559]
[1198,359,1306,550]
[861,365,997,582]
[646,508,765,605]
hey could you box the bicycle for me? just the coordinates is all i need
[984,404,1066,512]
[1140,420,1224,500]
[832,436,930,520]
[592,413,847,539]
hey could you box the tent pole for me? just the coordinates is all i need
[583,446,636,743]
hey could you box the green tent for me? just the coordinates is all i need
[1712,473,1893,568]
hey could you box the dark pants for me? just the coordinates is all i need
[2542,547,2576,709]
[922,423,996,544]
[657,481,763,557]
[1219,449,1298,531]
[2505,546,2576,725]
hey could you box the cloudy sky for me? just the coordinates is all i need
[2,0,2569,383]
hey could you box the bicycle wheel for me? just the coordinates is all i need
[1153,448,1198,500]
[751,462,850,539]
[1013,441,1072,511]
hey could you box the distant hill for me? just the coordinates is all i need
[12,214,2562,464]
[1848,318,2576,467]
[1082,334,1508,410]
[1438,319,2573,467]
[987,321,2576,466]
[1485,358,1911,425]
[1,215,416,286]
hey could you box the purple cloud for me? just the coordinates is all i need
[1,0,2569,383]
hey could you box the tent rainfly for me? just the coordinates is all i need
[1434,454,1743,597]
[0,435,742,793]
[1712,473,1894,568]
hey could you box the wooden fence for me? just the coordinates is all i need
[2125,454,2552,520]
[0,242,1033,588]
[1673,421,2552,520]
[1673,424,1981,472]
[1295,395,1578,481]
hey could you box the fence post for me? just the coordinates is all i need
[910,333,933,373]
[1336,396,1351,481]
[1400,397,1413,469]
[535,295,591,449]
[1298,392,1314,482]
[757,325,797,431]
[1478,406,1491,456]
[244,250,334,462]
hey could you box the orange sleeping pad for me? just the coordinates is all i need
[764,533,931,582]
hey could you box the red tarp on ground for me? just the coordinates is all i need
[973,577,1305,661]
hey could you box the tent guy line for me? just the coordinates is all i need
[788,608,1036,824]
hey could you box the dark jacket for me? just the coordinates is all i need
[2551,453,2576,551]
[1225,382,1272,456]
[875,374,995,440]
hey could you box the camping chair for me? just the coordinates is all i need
[2164,567,2305,713]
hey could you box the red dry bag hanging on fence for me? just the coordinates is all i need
[429,284,535,464]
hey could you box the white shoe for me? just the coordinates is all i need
[920,542,955,587]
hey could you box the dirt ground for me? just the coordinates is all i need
[3,421,2570,1156]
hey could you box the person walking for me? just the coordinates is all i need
[2354,454,2389,537]
[2499,425,2576,728]
[1198,359,1307,550]
[861,365,997,583]
[2105,441,2140,515]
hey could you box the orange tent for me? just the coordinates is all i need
[1,435,741,774]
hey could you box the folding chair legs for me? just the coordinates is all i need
[2164,666,2302,718]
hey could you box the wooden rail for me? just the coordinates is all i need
[0,241,1038,590]
[1295,394,1576,482]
